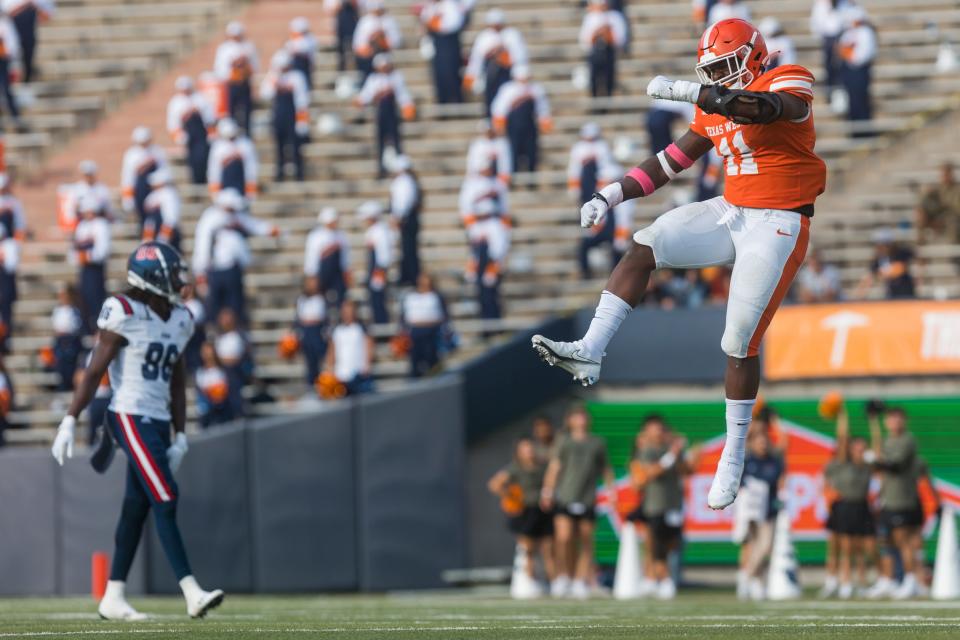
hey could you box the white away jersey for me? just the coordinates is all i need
[97,295,195,421]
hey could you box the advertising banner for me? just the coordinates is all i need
[764,301,960,379]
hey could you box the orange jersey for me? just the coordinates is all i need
[690,64,826,211]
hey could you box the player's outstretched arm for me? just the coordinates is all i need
[646,75,809,125]
[52,330,124,465]
[581,129,712,228]
[696,84,809,124]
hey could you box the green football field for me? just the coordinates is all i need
[1,592,959,639]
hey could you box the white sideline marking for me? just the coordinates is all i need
[5,620,960,638]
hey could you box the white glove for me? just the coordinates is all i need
[646,75,702,104]
[580,197,608,229]
[295,120,310,137]
[167,432,188,474]
[121,196,134,213]
[51,415,76,466]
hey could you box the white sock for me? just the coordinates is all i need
[580,290,632,360]
[721,398,755,467]
[104,580,126,601]
[179,575,203,601]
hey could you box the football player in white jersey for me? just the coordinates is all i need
[51,242,224,621]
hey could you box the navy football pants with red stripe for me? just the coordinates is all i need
[107,411,192,581]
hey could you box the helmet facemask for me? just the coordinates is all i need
[695,45,755,89]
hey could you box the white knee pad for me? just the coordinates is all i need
[720,330,749,359]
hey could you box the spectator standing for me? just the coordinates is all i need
[208,117,258,198]
[68,160,112,225]
[0,173,21,351]
[0,9,21,129]
[325,0,361,73]
[487,438,556,595]
[540,406,615,600]
[857,231,916,299]
[196,342,234,428]
[304,207,351,308]
[733,427,785,601]
[359,200,396,324]
[467,199,510,322]
[633,415,692,600]
[466,119,512,185]
[810,0,853,100]
[260,50,310,182]
[579,0,627,98]
[838,6,877,136]
[400,273,448,377]
[491,65,552,174]
[141,169,181,251]
[214,21,259,133]
[915,162,960,243]
[420,0,468,104]
[464,9,528,115]
[352,0,402,83]
[48,284,82,391]
[286,17,317,90]
[460,151,509,230]
[3,0,54,83]
[324,299,375,395]
[356,53,415,178]
[295,276,328,389]
[795,249,842,303]
[567,122,614,206]
[214,308,251,420]
[166,76,214,185]
[390,154,422,286]
[120,126,168,226]
[192,188,279,325]
[71,195,110,333]
[758,17,797,69]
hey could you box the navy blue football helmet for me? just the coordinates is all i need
[127,241,189,303]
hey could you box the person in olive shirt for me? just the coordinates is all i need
[824,407,876,600]
[541,406,615,599]
[632,414,691,600]
[531,414,558,464]
[488,437,555,592]
[865,406,922,599]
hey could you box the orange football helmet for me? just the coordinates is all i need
[695,18,768,89]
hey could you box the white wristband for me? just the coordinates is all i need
[598,182,623,208]
[659,451,677,469]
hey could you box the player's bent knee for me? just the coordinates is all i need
[720,328,750,359]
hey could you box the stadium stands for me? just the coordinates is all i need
[4,0,960,443]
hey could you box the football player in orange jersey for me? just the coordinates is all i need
[532,18,827,510]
